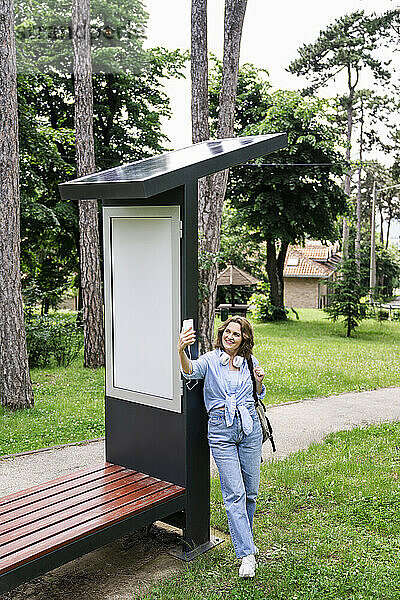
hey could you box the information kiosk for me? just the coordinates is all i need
[60,134,287,557]
[0,134,288,595]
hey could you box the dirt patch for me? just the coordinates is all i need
[1,524,186,600]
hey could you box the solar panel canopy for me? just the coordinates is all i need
[59,133,287,200]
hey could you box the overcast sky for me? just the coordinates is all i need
[143,0,398,154]
[143,1,400,238]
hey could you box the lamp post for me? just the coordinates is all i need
[370,181,400,302]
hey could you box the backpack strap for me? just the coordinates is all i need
[246,357,276,453]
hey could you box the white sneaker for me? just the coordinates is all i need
[239,554,256,578]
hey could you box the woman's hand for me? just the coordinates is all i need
[254,365,265,396]
[178,328,195,375]
[177,327,196,352]
[253,365,265,384]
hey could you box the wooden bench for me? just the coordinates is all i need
[0,462,185,594]
[217,304,249,318]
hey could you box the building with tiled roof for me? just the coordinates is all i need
[283,241,342,309]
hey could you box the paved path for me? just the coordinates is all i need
[261,386,400,463]
[1,387,399,599]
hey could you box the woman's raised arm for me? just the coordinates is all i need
[177,327,196,374]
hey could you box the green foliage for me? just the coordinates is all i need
[288,11,392,94]
[224,86,347,312]
[370,245,400,299]
[249,283,288,322]
[218,201,268,305]
[227,89,347,244]
[219,201,267,278]
[325,258,368,337]
[359,161,396,232]
[15,0,149,75]
[16,16,187,307]
[25,312,83,367]
[18,74,78,313]
[209,60,348,313]
[209,57,271,136]
[354,195,400,298]
[92,49,188,169]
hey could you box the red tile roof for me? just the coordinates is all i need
[284,244,340,279]
[290,241,340,261]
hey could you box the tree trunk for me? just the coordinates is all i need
[72,0,105,368]
[355,99,364,275]
[265,239,288,314]
[343,68,358,259]
[192,0,247,353]
[379,205,384,246]
[197,173,228,351]
[386,214,392,250]
[342,90,354,259]
[41,298,50,315]
[277,240,289,306]
[0,0,34,409]
[191,0,209,145]
[346,308,351,337]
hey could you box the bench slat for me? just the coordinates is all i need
[0,463,126,517]
[0,467,140,525]
[0,472,151,539]
[0,478,164,556]
[0,483,184,575]
[0,463,116,509]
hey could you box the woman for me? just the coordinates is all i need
[178,316,265,578]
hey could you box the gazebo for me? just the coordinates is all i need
[217,264,260,316]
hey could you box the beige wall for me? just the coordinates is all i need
[284,277,319,309]
[58,296,78,311]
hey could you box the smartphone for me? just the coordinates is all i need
[182,319,195,345]
[182,318,194,332]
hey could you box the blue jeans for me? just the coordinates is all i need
[207,405,263,558]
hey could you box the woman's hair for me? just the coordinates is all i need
[214,316,254,359]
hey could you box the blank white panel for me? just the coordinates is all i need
[103,205,181,412]
[112,217,173,398]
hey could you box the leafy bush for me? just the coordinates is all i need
[25,312,83,368]
[249,283,288,322]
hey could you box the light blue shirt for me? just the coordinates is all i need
[182,348,266,435]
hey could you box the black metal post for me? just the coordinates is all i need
[180,181,211,551]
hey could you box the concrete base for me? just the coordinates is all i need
[167,535,224,562]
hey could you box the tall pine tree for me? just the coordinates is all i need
[72,0,104,368]
[0,0,34,408]
[288,11,392,258]
[191,0,248,352]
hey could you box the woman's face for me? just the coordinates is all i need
[222,321,242,355]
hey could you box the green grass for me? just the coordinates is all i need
[251,309,400,405]
[141,421,400,599]
[0,310,399,455]
[0,350,105,455]
[1,312,400,597]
